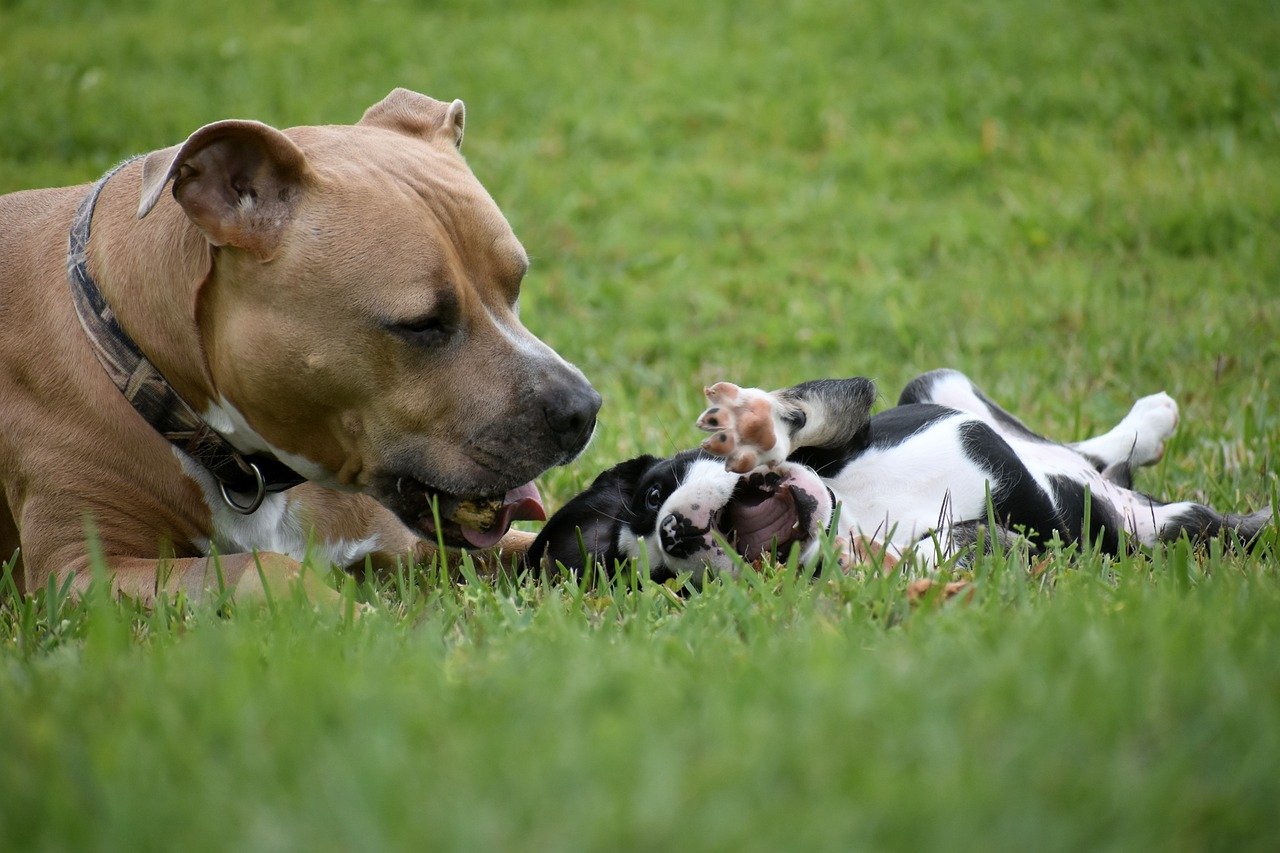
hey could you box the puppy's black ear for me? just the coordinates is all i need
[528,455,658,577]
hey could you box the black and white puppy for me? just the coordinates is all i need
[529,369,1272,582]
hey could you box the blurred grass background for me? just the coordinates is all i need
[1,0,1278,849]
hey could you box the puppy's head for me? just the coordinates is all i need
[136,89,600,547]
[530,451,833,584]
[527,453,684,579]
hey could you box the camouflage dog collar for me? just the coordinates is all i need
[67,158,304,514]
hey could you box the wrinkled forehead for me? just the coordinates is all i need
[291,124,528,269]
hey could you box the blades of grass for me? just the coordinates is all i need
[204,545,236,617]
[251,549,278,619]
[82,518,132,658]
[339,572,361,626]
[1169,535,1192,593]
[43,565,69,638]
[427,495,449,590]
[2,556,39,657]
[455,549,482,587]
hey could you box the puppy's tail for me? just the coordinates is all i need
[1155,503,1275,549]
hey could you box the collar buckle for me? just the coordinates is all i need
[218,458,267,515]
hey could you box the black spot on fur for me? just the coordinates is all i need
[792,483,820,532]
[956,420,1072,546]
[1047,474,1124,553]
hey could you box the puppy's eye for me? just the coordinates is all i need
[644,484,664,511]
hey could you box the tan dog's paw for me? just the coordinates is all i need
[697,382,790,473]
[232,552,344,608]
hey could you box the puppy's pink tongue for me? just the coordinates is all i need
[460,482,545,549]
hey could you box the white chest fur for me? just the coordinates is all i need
[174,449,381,568]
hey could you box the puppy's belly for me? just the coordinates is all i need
[828,425,993,545]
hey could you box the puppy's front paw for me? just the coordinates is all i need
[697,382,790,473]
[833,535,900,574]
[907,578,972,604]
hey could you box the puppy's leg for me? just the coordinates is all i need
[1071,392,1179,470]
[901,369,1180,476]
[1117,498,1272,549]
[697,378,877,473]
[921,519,1027,567]
[898,368,1049,442]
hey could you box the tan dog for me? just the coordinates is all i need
[0,88,600,602]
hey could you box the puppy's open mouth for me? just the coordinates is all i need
[717,470,823,561]
[391,476,546,549]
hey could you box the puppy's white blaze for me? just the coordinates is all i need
[652,458,739,574]
[201,397,339,488]
[657,458,739,534]
[174,448,382,568]
[828,415,992,549]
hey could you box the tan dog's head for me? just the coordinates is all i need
[137,88,600,547]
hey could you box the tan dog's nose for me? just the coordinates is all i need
[543,380,601,453]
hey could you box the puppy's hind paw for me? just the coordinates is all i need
[1124,392,1179,466]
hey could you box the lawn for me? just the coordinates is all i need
[1,0,1278,849]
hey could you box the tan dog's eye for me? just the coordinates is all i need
[388,314,453,348]
[386,292,459,348]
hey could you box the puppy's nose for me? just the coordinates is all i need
[542,379,601,452]
[659,512,708,559]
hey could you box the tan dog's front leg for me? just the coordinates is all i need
[60,552,338,607]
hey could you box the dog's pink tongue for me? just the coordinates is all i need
[460,482,545,549]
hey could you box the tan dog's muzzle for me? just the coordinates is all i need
[369,360,600,548]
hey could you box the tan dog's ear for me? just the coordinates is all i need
[136,120,311,260]
[359,88,465,149]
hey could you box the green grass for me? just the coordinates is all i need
[2,0,1279,848]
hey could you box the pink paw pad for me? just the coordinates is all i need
[696,382,785,472]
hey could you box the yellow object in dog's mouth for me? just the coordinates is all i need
[401,480,546,549]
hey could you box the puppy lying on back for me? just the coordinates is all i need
[530,369,1272,582]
